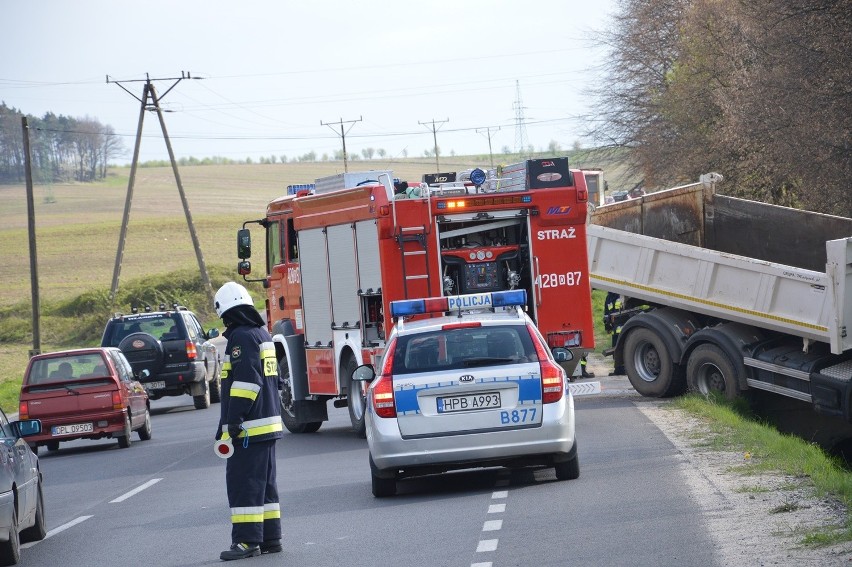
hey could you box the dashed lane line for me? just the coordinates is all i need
[472,484,510,566]
[110,478,163,503]
[20,515,93,549]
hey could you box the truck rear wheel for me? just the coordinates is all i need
[623,327,685,397]
[345,357,367,438]
[687,344,740,400]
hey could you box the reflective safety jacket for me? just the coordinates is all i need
[219,325,283,443]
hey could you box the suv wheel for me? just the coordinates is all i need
[118,332,164,378]
[209,361,222,404]
[193,379,211,410]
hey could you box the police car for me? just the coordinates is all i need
[353,290,579,497]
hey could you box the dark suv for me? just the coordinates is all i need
[101,305,222,410]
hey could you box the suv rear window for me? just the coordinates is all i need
[103,313,182,346]
[27,353,109,385]
[392,324,538,375]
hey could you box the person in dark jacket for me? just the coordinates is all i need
[214,282,283,561]
[603,291,626,375]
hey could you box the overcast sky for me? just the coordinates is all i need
[2,0,616,165]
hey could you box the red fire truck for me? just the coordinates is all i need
[235,158,594,436]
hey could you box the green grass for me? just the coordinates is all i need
[674,394,852,546]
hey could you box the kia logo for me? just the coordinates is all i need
[459,375,475,383]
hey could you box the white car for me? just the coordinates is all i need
[354,290,579,497]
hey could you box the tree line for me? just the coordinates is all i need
[0,102,124,184]
[593,0,850,217]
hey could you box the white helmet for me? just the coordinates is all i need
[214,282,254,317]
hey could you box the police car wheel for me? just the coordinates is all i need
[369,455,396,497]
[554,443,580,481]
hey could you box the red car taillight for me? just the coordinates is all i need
[112,390,123,410]
[529,324,565,404]
[18,401,28,420]
[372,338,397,418]
[185,341,197,360]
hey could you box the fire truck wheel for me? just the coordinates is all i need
[280,380,323,434]
[623,328,685,398]
[345,357,367,438]
[686,344,740,400]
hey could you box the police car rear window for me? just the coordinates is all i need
[392,325,538,374]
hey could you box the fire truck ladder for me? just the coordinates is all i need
[395,226,431,299]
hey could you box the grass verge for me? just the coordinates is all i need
[674,393,852,546]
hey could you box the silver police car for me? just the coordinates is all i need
[353,290,579,497]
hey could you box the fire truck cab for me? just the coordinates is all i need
[237,158,595,436]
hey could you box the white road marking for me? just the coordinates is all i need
[110,478,163,503]
[483,520,502,531]
[476,539,499,552]
[492,490,508,499]
[471,563,493,567]
[21,515,93,549]
[569,381,601,396]
[487,503,506,513]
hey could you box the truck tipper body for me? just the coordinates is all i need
[588,173,852,432]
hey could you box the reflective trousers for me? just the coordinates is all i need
[226,439,281,544]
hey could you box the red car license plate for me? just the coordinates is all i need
[52,422,94,436]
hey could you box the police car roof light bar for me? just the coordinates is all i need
[390,290,527,318]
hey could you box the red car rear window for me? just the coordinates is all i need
[27,353,109,385]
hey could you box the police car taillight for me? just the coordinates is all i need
[372,338,397,418]
[390,290,527,318]
[529,324,564,404]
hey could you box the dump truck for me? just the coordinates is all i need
[588,173,852,443]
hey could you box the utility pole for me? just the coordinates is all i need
[107,72,215,306]
[22,117,41,357]
[419,118,449,171]
[476,126,501,168]
[321,116,362,172]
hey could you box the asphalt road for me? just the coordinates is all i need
[19,385,722,567]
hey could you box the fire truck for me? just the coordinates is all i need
[235,158,595,436]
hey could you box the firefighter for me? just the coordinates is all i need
[214,282,284,561]
[579,355,595,378]
[603,291,626,375]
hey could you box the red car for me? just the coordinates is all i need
[19,348,152,453]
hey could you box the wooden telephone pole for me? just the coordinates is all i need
[107,72,214,306]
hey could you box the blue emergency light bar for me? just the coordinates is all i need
[390,290,527,318]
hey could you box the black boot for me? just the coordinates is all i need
[260,540,283,554]
[220,543,261,561]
